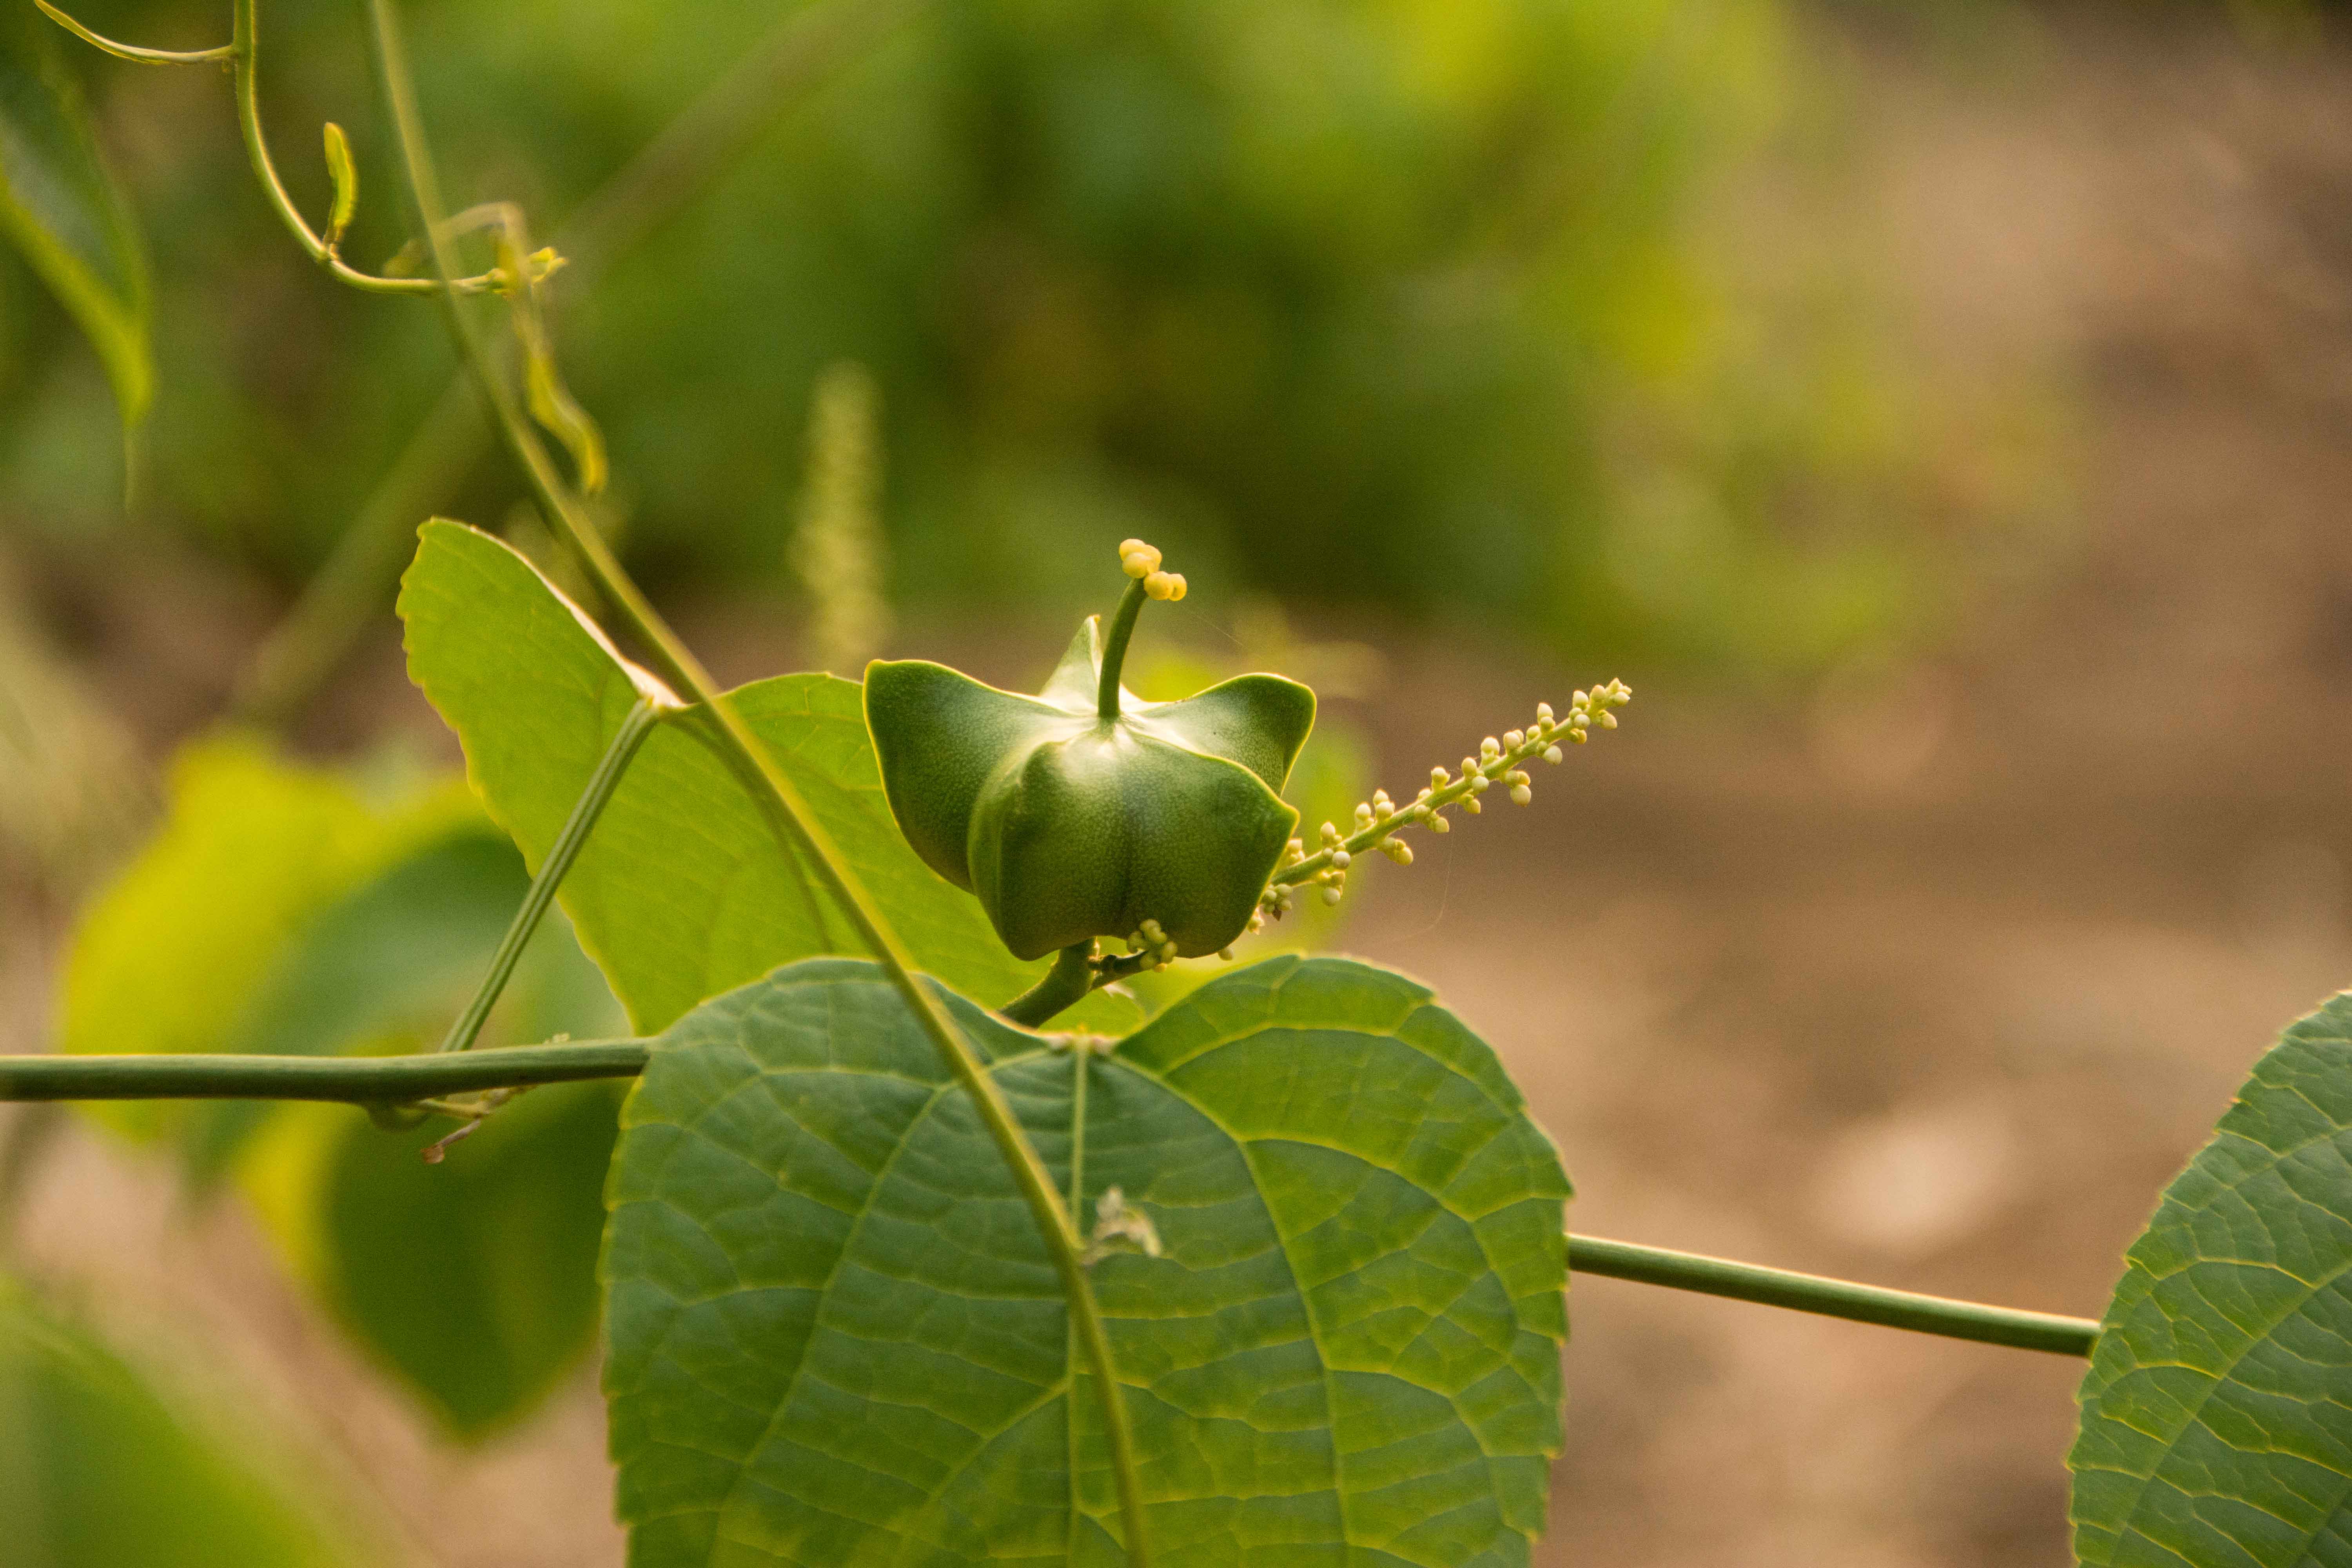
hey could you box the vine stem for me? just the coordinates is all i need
[226,0,501,294]
[1568,1234,2099,1356]
[0,1044,647,1101]
[0,1038,2115,1359]
[232,0,929,725]
[436,696,664,1054]
[354,1,1149,1557]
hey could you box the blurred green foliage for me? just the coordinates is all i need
[55,736,630,1438]
[0,0,2054,674]
[312,1080,622,1440]
[0,1278,359,1566]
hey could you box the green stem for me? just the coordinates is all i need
[230,0,500,295]
[232,0,913,726]
[0,1043,646,1103]
[1568,1233,2099,1357]
[34,0,234,63]
[0,1046,2105,1359]
[1065,1045,1089,1565]
[1095,577,1147,720]
[357,5,1147,1558]
[437,697,662,1053]
[1002,942,1099,1028]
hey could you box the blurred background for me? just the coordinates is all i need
[3,0,2350,1561]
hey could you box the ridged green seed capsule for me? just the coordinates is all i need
[864,561,1314,962]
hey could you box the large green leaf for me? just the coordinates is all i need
[0,1276,363,1566]
[2071,991,2352,1567]
[396,518,1134,1034]
[0,7,150,431]
[603,954,1569,1566]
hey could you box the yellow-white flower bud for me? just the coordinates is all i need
[1331,850,1350,869]
[1321,886,1342,906]
[1118,539,1161,577]
[1430,813,1450,832]
[1504,730,1524,749]
[1510,783,1533,806]
[1144,570,1180,601]
[1543,745,1563,764]
[1535,702,1554,724]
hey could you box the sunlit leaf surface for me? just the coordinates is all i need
[397,518,1135,1033]
[604,954,1569,1566]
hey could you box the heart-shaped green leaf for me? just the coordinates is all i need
[2070,991,2352,1566]
[603,953,1568,1566]
[396,519,1135,1033]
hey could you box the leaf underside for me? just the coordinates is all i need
[396,519,1136,1036]
[603,954,1569,1567]
[2071,991,2352,1567]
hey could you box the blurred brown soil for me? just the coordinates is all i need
[13,7,2352,1566]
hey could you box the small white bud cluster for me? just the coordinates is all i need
[1240,678,1632,930]
[1126,917,1180,969]
[1307,821,1348,905]
[1118,537,1187,600]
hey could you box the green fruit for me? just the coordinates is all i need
[865,581,1313,963]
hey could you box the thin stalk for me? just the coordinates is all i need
[1003,941,1099,1028]
[232,0,909,724]
[0,1048,2105,1359]
[0,1042,646,1103]
[357,4,1147,1558]
[1569,1233,2100,1357]
[1095,577,1147,720]
[34,1,233,63]
[1065,1046,1089,1565]
[437,697,662,1053]
[229,0,500,295]
[1273,691,1624,891]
